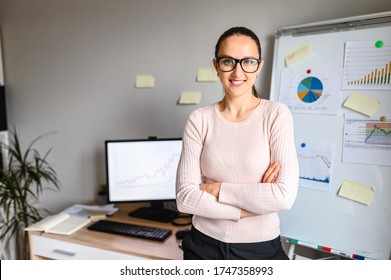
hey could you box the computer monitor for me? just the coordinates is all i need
[105,138,182,222]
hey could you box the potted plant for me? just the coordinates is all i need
[0,128,60,259]
[97,183,108,205]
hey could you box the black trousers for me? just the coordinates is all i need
[182,226,289,260]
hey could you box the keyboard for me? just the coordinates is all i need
[87,220,172,241]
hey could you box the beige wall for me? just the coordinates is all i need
[0,0,390,258]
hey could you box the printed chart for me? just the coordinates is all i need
[279,67,342,115]
[296,141,333,192]
[342,39,391,90]
[343,115,391,166]
[297,77,323,103]
[365,122,391,145]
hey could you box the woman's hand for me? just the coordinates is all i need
[262,161,280,183]
[241,162,281,219]
[200,162,280,220]
[240,209,255,218]
[199,182,221,198]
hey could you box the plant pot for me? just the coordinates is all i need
[97,194,108,205]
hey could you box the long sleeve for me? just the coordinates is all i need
[175,101,299,243]
[218,105,299,215]
[176,109,241,221]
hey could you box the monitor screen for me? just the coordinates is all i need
[105,138,182,222]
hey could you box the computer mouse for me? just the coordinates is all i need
[175,228,191,239]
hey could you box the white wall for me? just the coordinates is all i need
[0,0,390,215]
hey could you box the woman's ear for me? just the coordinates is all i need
[213,58,220,76]
[257,59,265,75]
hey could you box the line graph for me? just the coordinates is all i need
[296,141,333,192]
[343,116,391,166]
[106,140,182,202]
[115,153,181,187]
[298,154,331,183]
[364,122,391,145]
[344,119,391,149]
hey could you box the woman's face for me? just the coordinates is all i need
[214,35,263,99]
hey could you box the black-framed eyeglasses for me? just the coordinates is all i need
[215,57,262,73]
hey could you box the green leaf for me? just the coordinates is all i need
[0,128,60,258]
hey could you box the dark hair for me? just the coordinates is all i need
[215,26,262,98]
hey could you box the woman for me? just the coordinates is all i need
[176,26,299,260]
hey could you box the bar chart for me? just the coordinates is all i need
[343,39,391,90]
[346,61,390,86]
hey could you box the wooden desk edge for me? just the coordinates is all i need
[28,203,189,260]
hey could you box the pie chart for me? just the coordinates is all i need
[297,77,323,103]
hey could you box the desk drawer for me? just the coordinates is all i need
[31,235,149,260]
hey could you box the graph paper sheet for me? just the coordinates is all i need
[342,39,391,91]
[343,114,391,166]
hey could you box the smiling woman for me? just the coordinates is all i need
[175,26,299,260]
[213,29,264,105]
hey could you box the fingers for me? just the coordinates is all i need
[199,182,221,198]
[262,161,280,183]
[263,161,278,177]
[240,209,256,219]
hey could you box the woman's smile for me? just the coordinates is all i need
[230,79,246,87]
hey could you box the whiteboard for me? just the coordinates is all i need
[0,35,3,85]
[270,12,391,260]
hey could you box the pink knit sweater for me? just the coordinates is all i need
[176,100,299,243]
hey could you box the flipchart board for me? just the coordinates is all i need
[270,11,391,260]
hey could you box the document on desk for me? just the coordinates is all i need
[63,204,118,219]
[25,212,90,235]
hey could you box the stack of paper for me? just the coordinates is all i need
[63,204,118,220]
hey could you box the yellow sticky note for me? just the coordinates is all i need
[285,42,312,66]
[338,179,374,206]
[179,91,202,105]
[343,93,380,117]
[197,68,217,82]
[135,75,155,88]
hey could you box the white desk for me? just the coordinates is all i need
[28,203,185,260]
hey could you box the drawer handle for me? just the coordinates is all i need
[53,249,76,256]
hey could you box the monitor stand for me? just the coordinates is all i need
[128,201,178,223]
